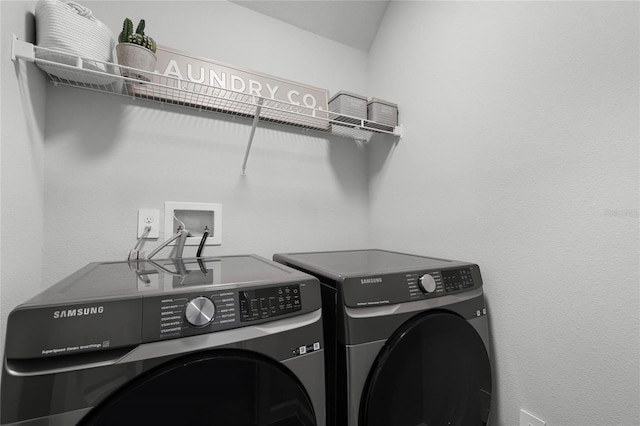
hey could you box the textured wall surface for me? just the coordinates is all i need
[40,1,373,284]
[1,2,639,425]
[367,2,639,425]
[1,0,372,365]
[0,0,48,365]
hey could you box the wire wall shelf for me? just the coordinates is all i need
[12,37,402,173]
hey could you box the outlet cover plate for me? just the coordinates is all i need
[164,201,222,246]
[520,410,546,426]
[138,208,160,238]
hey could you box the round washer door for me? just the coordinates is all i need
[80,349,317,426]
[360,311,492,426]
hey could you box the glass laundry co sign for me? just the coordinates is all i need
[131,45,330,129]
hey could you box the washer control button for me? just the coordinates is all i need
[418,274,437,294]
[185,296,215,327]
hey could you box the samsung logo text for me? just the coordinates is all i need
[53,306,104,319]
[361,278,383,284]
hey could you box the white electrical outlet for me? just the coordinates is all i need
[164,202,222,246]
[520,409,546,426]
[137,209,160,238]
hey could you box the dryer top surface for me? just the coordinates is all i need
[275,249,471,279]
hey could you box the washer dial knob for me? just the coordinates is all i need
[418,274,437,293]
[185,296,215,327]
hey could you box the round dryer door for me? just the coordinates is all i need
[360,311,492,426]
[80,349,317,426]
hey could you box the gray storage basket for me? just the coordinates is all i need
[367,98,398,129]
[329,91,368,124]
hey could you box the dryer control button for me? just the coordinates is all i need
[418,274,437,293]
[185,296,215,327]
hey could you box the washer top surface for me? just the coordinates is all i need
[276,249,464,278]
[6,255,321,361]
[24,255,309,306]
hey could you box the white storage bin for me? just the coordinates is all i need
[35,0,117,85]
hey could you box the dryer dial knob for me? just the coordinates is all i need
[185,296,215,327]
[418,274,437,293]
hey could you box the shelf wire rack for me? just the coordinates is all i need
[12,37,402,173]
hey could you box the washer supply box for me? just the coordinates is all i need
[368,98,398,127]
[329,91,368,123]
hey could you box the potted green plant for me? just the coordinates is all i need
[116,18,157,80]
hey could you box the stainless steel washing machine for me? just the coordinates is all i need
[274,249,492,426]
[1,255,325,426]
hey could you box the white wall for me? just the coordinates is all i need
[2,1,639,425]
[368,2,639,425]
[0,0,47,365]
[1,0,372,366]
[40,1,372,283]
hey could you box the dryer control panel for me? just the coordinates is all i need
[341,265,482,307]
[406,268,476,300]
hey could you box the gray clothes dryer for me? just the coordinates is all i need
[1,255,325,426]
[274,249,492,426]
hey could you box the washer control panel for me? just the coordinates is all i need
[142,283,305,342]
[240,284,301,322]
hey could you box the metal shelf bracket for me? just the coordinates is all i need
[241,97,264,175]
[11,34,35,62]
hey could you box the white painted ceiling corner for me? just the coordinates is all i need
[230,0,391,52]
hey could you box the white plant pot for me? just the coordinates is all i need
[116,43,157,81]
